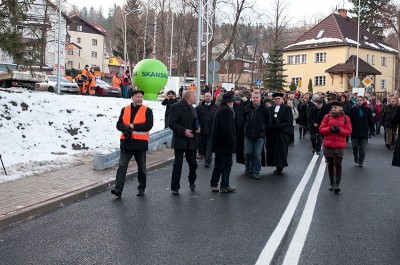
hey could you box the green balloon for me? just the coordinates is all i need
[132,59,168,101]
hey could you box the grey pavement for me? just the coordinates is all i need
[0,148,175,230]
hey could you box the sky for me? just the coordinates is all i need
[65,0,354,24]
[0,88,165,183]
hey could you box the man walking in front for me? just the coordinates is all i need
[210,91,237,193]
[169,90,198,195]
[349,96,375,167]
[111,90,154,197]
[243,92,268,179]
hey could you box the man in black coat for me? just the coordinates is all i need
[195,92,218,167]
[349,96,375,167]
[168,90,199,195]
[210,91,236,193]
[266,92,294,174]
[391,106,400,167]
[111,90,154,197]
[307,98,324,154]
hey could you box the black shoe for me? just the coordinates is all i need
[386,144,391,150]
[172,190,179,195]
[354,157,358,164]
[334,186,341,193]
[204,163,210,168]
[312,149,316,153]
[358,162,363,167]
[244,170,252,176]
[274,167,283,175]
[190,183,196,191]
[329,185,335,191]
[111,189,121,197]
[220,186,236,193]
[137,189,145,196]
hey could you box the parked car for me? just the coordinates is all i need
[35,75,79,94]
[94,79,121,97]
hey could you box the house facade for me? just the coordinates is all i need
[66,15,106,72]
[283,9,398,94]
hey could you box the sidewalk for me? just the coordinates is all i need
[0,148,175,230]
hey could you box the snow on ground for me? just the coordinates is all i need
[0,88,165,183]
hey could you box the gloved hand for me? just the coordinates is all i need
[330,125,340,133]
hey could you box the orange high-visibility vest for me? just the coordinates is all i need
[120,105,149,141]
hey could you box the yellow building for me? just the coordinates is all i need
[283,9,398,94]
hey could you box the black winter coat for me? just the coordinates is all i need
[195,101,218,135]
[117,104,154,151]
[243,103,269,139]
[307,105,322,133]
[297,101,313,125]
[348,105,375,139]
[212,104,236,154]
[392,107,400,167]
[169,99,199,150]
[382,104,398,128]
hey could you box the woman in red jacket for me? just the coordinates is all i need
[319,101,352,193]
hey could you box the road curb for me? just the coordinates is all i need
[0,156,174,230]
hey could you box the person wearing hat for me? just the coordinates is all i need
[348,96,375,167]
[266,92,294,175]
[307,98,324,154]
[241,92,268,179]
[210,91,237,192]
[80,65,90,95]
[121,69,132,99]
[317,93,338,125]
[111,90,153,198]
[169,90,199,195]
[161,90,179,128]
[319,101,352,193]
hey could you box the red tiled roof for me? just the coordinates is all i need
[284,13,398,54]
[325,55,381,75]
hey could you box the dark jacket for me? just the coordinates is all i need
[392,107,400,167]
[117,104,154,151]
[243,103,269,139]
[212,103,236,154]
[169,99,199,150]
[161,98,179,117]
[348,105,375,139]
[267,104,294,136]
[317,103,332,125]
[307,105,322,133]
[382,104,398,128]
[297,101,313,125]
[195,100,218,135]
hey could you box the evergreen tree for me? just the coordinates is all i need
[289,80,296,91]
[263,46,287,91]
[0,0,37,65]
[348,0,390,39]
[308,78,313,93]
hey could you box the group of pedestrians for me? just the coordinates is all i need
[110,87,400,198]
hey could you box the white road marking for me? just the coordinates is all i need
[282,159,326,265]
[255,155,319,265]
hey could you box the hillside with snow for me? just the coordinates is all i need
[0,88,166,183]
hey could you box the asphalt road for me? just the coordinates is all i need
[0,132,399,265]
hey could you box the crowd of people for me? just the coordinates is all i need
[110,85,400,198]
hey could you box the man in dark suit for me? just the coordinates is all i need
[168,90,198,195]
[210,91,237,193]
[266,92,294,174]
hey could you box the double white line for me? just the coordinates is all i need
[255,154,327,265]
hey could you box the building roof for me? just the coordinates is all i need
[325,55,381,75]
[69,15,107,37]
[284,11,398,54]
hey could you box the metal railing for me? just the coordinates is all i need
[93,128,172,170]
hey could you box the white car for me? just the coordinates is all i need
[35,75,79,94]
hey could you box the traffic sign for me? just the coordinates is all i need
[349,77,360,87]
[208,72,219,83]
[255,79,263,86]
[362,77,373,87]
[208,60,220,72]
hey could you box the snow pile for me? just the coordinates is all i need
[0,88,166,183]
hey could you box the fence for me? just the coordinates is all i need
[93,128,173,170]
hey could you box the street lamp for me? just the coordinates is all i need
[124,8,141,72]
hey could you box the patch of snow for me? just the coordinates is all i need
[378,43,398,53]
[285,38,344,49]
[0,88,166,183]
[345,38,359,45]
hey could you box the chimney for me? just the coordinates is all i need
[337,8,347,18]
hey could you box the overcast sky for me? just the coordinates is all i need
[65,0,355,24]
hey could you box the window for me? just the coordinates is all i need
[244,62,249,68]
[221,75,225,82]
[77,25,83,32]
[287,54,306,64]
[78,50,81,56]
[381,56,387,66]
[291,77,302,87]
[316,29,325,39]
[67,61,73,68]
[287,55,294,65]
[380,79,387,89]
[77,37,81,43]
[371,55,375,65]
[314,76,326,86]
[67,50,73,55]
[315,52,326,63]
[92,39,97,46]
[366,54,370,64]
[91,51,97,58]
[109,59,113,64]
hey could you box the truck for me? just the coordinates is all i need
[0,62,47,89]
